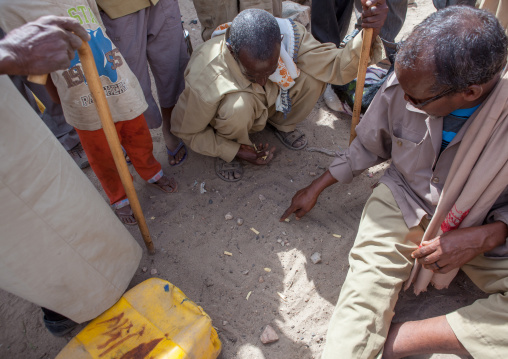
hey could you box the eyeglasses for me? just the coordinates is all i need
[405,87,455,109]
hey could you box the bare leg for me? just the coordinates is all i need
[161,106,186,165]
[383,316,469,359]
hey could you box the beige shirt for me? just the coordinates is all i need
[0,75,141,322]
[96,0,159,19]
[171,22,384,161]
[329,72,508,237]
[0,0,147,131]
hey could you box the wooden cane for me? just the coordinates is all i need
[349,27,373,145]
[76,42,155,254]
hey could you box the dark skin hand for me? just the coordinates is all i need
[280,170,338,221]
[360,0,389,38]
[412,221,508,273]
[0,15,90,76]
[236,143,276,165]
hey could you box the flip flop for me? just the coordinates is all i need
[148,176,178,193]
[274,128,308,150]
[114,206,137,226]
[166,141,188,167]
[215,157,243,182]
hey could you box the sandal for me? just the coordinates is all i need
[215,157,243,182]
[166,141,188,167]
[148,176,178,193]
[114,205,137,226]
[274,128,308,150]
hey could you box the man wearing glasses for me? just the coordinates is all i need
[282,6,508,358]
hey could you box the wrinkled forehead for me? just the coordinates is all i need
[394,61,438,95]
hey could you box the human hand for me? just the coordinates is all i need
[411,222,508,273]
[280,184,320,221]
[0,15,90,76]
[360,0,389,38]
[236,143,275,165]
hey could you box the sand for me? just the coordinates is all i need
[0,1,485,358]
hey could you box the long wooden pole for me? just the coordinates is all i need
[77,42,155,254]
[349,28,373,145]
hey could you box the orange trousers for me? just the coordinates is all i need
[76,114,162,206]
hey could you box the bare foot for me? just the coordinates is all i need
[166,137,187,166]
[115,205,137,225]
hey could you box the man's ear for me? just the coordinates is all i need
[226,41,234,55]
[461,84,483,102]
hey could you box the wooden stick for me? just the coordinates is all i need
[349,28,373,145]
[77,42,155,255]
[27,74,48,85]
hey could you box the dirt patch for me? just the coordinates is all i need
[0,1,484,358]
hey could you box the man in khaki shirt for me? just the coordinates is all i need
[282,7,508,358]
[171,5,387,181]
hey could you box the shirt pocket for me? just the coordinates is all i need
[391,129,428,183]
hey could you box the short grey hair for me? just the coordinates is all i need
[396,6,507,93]
[229,9,281,60]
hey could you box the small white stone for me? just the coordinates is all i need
[225,212,233,220]
[242,270,249,275]
[142,267,147,272]
[309,172,317,176]
[310,252,322,264]
[259,194,266,201]
[223,320,228,326]
[237,218,244,226]
[150,268,158,275]
[260,325,279,344]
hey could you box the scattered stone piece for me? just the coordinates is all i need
[142,267,147,272]
[200,182,207,194]
[223,320,228,326]
[150,268,157,275]
[205,278,214,287]
[277,239,283,243]
[304,296,310,302]
[259,276,265,283]
[282,1,311,28]
[225,212,233,220]
[190,19,198,24]
[260,325,279,344]
[242,270,249,275]
[309,172,317,176]
[237,218,244,226]
[310,252,322,264]
[259,194,266,201]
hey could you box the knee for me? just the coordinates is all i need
[214,92,263,138]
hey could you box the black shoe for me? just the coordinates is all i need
[43,315,78,337]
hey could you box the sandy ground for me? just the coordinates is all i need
[0,1,487,358]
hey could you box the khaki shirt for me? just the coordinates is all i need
[96,0,159,19]
[171,22,384,161]
[329,72,508,252]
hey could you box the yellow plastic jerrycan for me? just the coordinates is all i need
[57,278,221,359]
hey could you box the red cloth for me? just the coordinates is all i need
[76,114,162,205]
